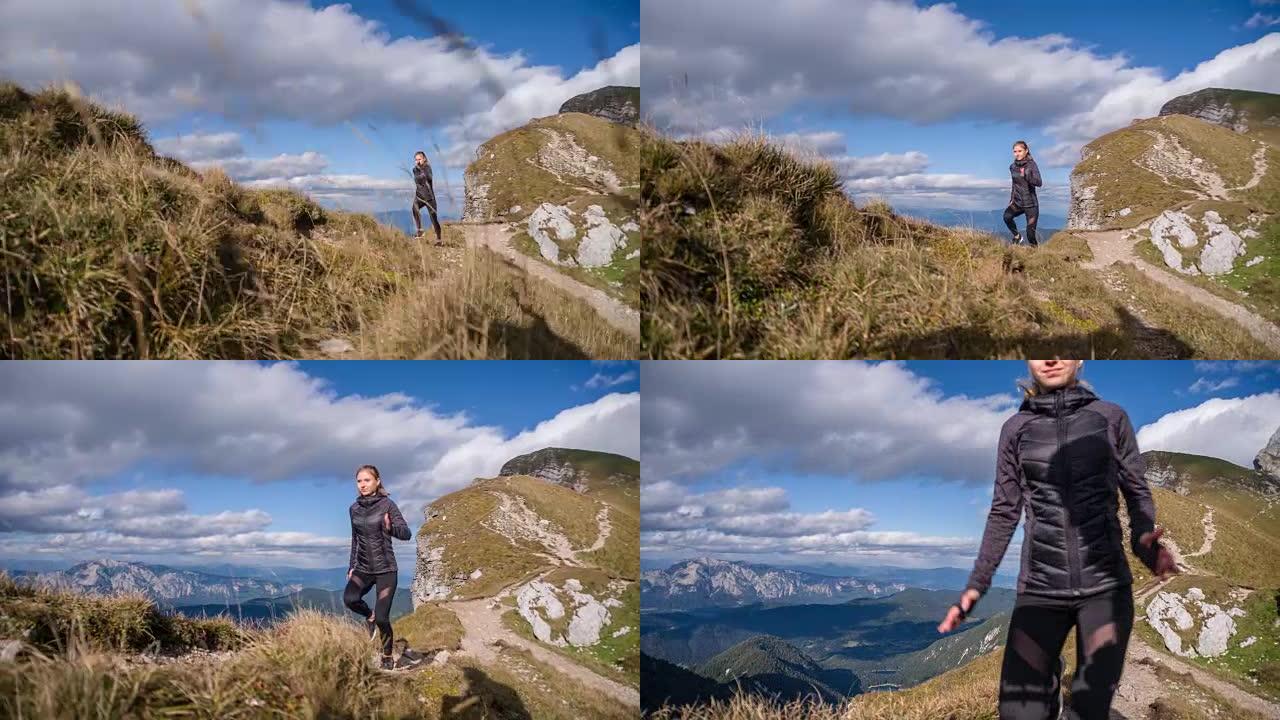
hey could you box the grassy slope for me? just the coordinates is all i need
[468,112,641,307]
[640,130,1271,358]
[0,82,631,359]
[0,579,631,719]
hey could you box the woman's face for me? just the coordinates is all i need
[356,471,378,496]
[414,154,426,167]
[1028,360,1082,390]
[1013,145,1028,161]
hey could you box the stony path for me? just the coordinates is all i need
[584,506,612,554]
[445,582,639,709]
[1078,229,1280,353]
[457,222,640,339]
[1111,631,1280,719]
[1183,509,1216,560]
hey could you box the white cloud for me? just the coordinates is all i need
[1188,376,1241,393]
[584,370,637,389]
[153,131,244,161]
[1136,391,1280,467]
[0,362,638,563]
[640,0,1280,172]
[642,361,1019,486]
[1245,13,1280,28]
[835,151,930,180]
[197,151,329,181]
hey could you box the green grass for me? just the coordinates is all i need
[392,603,465,654]
[425,487,547,600]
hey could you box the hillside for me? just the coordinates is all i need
[1065,88,1280,343]
[559,85,640,126]
[463,98,641,310]
[173,587,414,624]
[641,652,734,715]
[641,558,906,610]
[697,635,857,703]
[639,129,1274,359]
[0,81,633,359]
[410,448,640,706]
[0,574,633,719]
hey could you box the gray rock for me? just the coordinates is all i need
[558,86,640,125]
[577,205,627,268]
[1199,210,1246,275]
[527,203,577,264]
[1197,610,1236,657]
[1146,591,1196,657]
[1256,425,1280,481]
[516,581,567,646]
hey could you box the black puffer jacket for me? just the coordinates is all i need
[966,385,1161,599]
[1009,156,1042,208]
[349,493,411,576]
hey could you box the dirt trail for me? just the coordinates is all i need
[1235,145,1270,191]
[445,580,640,709]
[1077,228,1280,353]
[1111,631,1280,719]
[455,222,640,339]
[1183,509,1216,559]
[584,506,612,554]
[482,491,579,566]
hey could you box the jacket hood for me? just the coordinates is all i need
[356,492,386,508]
[1019,384,1098,416]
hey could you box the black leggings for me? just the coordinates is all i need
[1004,204,1039,246]
[999,586,1134,719]
[413,195,442,241]
[343,571,397,657]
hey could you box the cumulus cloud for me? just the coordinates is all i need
[0,362,638,563]
[1136,391,1280,467]
[642,361,1019,486]
[153,131,244,161]
[640,0,1280,169]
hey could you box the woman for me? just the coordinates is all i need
[1004,141,1042,246]
[938,360,1178,719]
[344,464,412,670]
[411,150,442,243]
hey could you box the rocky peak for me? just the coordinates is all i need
[498,447,591,492]
[558,85,639,125]
[1256,425,1280,481]
[1159,88,1264,133]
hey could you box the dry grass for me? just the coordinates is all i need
[0,81,630,359]
[392,603,464,655]
[640,129,1270,358]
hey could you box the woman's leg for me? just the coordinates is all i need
[427,206,442,243]
[999,599,1074,719]
[1025,209,1039,246]
[1004,205,1024,241]
[342,572,376,636]
[1065,588,1134,720]
[373,572,398,659]
[411,199,423,236]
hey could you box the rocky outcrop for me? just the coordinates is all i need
[1144,587,1242,658]
[512,576,625,648]
[499,448,596,491]
[1159,88,1278,133]
[525,202,634,268]
[1256,425,1280,481]
[1066,172,1101,230]
[559,86,640,126]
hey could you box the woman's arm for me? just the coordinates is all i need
[385,500,412,541]
[1027,159,1043,188]
[965,418,1027,598]
[349,519,357,575]
[1113,408,1160,570]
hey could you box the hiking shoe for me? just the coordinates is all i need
[414,230,424,238]
[1011,232,1023,245]
[380,655,394,671]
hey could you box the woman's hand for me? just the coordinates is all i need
[938,589,980,634]
[1139,527,1180,579]
[347,569,353,582]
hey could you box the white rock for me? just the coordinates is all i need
[611,626,632,638]
[1147,591,1197,657]
[1148,210,1198,274]
[469,569,483,580]
[576,205,627,268]
[1241,227,1260,239]
[527,203,577,264]
[1246,256,1264,267]
[516,580,567,646]
[508,205,522,214]
[603,597,623,608]
[564,578,583,592]
[1197,611,1236,657]
[1199,211,1246,275]
[625,249,639,260]
[1240,636,1258,648]
[432,649,450,666]
[622,220,640,232]
[567,597,611,647]
[1228,607,1247,617]
[1187,587,1205,602]
[1119,207,1132,217]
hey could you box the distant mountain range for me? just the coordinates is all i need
[172,586,413,624]
[895,207,1067,242]
[641,557,907,610]
[372,209,460,237]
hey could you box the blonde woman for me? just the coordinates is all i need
[938,360,1178,719]
[343,464,412,670]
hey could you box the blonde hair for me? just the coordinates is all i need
[1018,361,1088,398]
[356,464,389,496]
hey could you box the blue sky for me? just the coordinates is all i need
[0,361,639,570]
[0,0,639,216]
[640,361,1280,570]
[641,0,1280,216]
